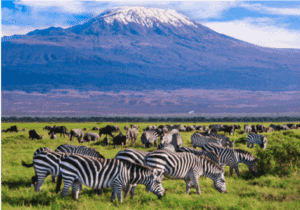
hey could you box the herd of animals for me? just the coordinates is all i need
[3,123,300,203]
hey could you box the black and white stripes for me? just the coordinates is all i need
[247,133,267,150]
[56,155,165,202]
[191,132,221,148]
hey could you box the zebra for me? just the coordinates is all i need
[56,155,165,202]
[160,129,182,149]
[176,147,220,164]
[141,131,159,148]
[200,143,258,176]
[22,149,74,191]
[157,143,176,152]
[145,150,226,195]
[191,132,221,148]
[55,144,105,159]
[126,128,138,145]
[247,133,267,150]
[207,133,235,148]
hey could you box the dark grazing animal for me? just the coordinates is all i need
[56,156,165,202]
[209,124,224,131]
[50,133,57,139]
[92,126,99,130]
[99,125,115,138]
[113,132,127,148]
[223,125,235,136]
[48,126,69,138]
[6,125,19,132]
[29,130,43,140]
[70,129,84,142]
[43,126,53,131]
[145,150,226,195]
[251,125,257,133]
[141,131,159,148]
[103,137,109,146]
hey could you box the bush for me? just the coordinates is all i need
[256,141,300,176]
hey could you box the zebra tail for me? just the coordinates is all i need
[21,161,34,167]
[56,173,63,193]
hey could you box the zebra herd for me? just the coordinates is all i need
[21,124,269,203]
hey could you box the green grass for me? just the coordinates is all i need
[2,122,300,209]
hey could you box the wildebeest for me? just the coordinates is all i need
[92,127,99,131]
[287,124,297,129]
[83,128,87,131]
[2,129,7,132]
[43,126,53,131]
[209,124,224,131]
[234,125,241,130]
[70,129,84,142]
[185,125,196,132]
[131,124,139,130]
[50,133,57,139]
[223,125,235,136]
[160,129,182,150]
[251,125,257,133]
[103,137,109,146]
[83,132,99,142]
[126,128,139,145]
[124,126,129,130]
[21,129,26,132]
[48,126,69,138]
[5,125,19,133]
[29,130,43,140]
[112,125,120,132]
[113,132,127,148]
[99,125,115,138]
[244,125,252,134]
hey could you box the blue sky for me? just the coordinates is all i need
[2,1,300,49]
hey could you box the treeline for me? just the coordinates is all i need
[2,116,300,123]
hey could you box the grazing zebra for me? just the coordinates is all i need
[176,147,220,164]
[207,133,235,148]
[247,133,267,150]
[141,131,159,148]
[56,155,165,202]
[157,143,176,152]
[22,149,72,191]
[191,132,221,148]
[200,143,257,176]
[145,150,226,195]
[126,128,138,145]
[55,144,105,159]
[115,149,148,166]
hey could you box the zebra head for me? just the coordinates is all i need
[227,140,235,148]
[248,159,258,173]
[213,169,227,193]
[147,169,165,199]
[261,137,267,150]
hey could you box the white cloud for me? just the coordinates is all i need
[203,18,300,49]
[241,3,300,16]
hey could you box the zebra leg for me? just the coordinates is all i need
[247,142,250,148]
[52,175,57,183]
[229,166,234,176]
[185,180,193,194]
[116,188,123,203]
[61,178,75,197]
[111,189,116,202]
[35,173,49,192]
[235,166,240,176]
[72,179,81,200]
[191,176,201,195]
[124,184,132,198]
[251,143,254,148]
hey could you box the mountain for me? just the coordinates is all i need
[2,6,300,93]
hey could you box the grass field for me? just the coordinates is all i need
[2,122,300,210]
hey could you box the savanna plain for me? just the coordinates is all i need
[2,122,300,210]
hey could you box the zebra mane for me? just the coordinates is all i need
[198,154,222,170]
[125,161,154,172]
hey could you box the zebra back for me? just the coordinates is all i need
[55,144,105,159]
[157,143,176,152]
[115,149,148,166]
[191,132,221,148]
[247,133,267,150]
[176,147,220,164]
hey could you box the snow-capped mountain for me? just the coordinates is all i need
[2,7,300,93]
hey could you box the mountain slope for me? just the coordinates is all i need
[2,6,300,92]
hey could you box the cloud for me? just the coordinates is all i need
[203,18,300,49]
[241,3,300,16]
